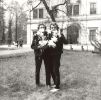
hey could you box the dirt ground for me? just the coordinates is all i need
[0,50,101,100]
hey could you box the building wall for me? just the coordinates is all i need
[27,0,101,45]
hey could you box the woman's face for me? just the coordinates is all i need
[39,25,46,32]
[50,25,57,31]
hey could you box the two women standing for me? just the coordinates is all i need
[31,22,67,92]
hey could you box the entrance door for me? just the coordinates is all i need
[67,25,79,44]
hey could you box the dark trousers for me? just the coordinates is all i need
[35,55,42,85]
[46,55,55,85]
[35,54,51,86]
[43,54,52,85]
[53,54,61,88]
[47,53,61,88]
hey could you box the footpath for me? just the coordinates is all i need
[0,45,33,59]
[0,44,95,59]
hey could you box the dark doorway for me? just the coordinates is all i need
[67,24,79,44]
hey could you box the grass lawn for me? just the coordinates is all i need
[0,50,101,100]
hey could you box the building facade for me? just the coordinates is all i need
[27,0,101,46]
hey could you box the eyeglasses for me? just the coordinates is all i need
[40,26,45,28]
[51,27,56,29]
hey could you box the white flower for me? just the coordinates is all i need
[36,31,44,37]
[42,40,48,45]
[48,40,56,48]
[39,40,48,47]
[36,31,40,35]
[51,36,58,42]
[52,30,61,37]
[47,30,51,34]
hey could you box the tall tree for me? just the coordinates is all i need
[0,0,5,44]
[40,0,56,22]
[17,10,28,43]
[7,1,28,43]
[7,19,12,45]
[41,0,68,22]
[1,20,5,43]
[27,0,69,22]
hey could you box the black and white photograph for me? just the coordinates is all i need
[0,0,101,100]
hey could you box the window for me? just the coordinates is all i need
[67,4,79,16]
[89,29,96,41]
[67,4,72,16]
[33,9,38,18]
[33,8,44,19]
[52,6,58,18]
[90,3,96,14]
[39,9,43,18]
[73,5,79,15]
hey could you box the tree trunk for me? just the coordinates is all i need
[41,0,56,22]
[8,20,12,45]
[15,14,18,42]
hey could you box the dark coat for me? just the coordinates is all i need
[31,31,48,56]
[44,33,68,55]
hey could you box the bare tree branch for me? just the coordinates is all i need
[21,1,41,13]
[56,8,67,15]
[53,0,68,9]
[23,9,30,12]
[31,1,41,11]
[26,0,69,22]
[41,0,56,22]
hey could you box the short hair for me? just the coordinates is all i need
[38,23,46,30]
[50,22,59,30]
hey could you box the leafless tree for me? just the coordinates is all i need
[6,1,28,43]
[27,0,70,22]
[0,0,5,44]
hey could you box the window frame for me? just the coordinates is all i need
[67,4,79,16]
[67,4,73,16]
[90,2,96,15]
[33,9,38,19]
[39,8,44,18]
[33,8,44,19]
[73,4,79,16]
[89,29,96,41]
